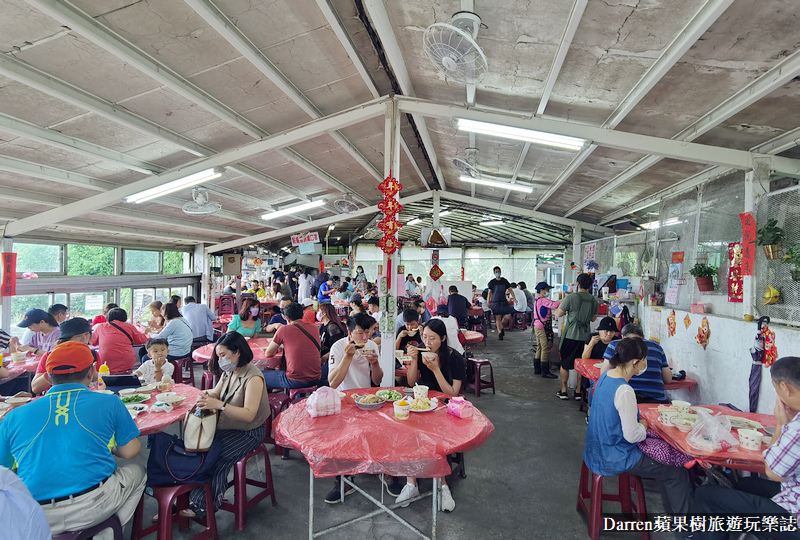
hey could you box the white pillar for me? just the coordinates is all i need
[194,243,211,307]
[743,171,756,317]
[0,237,12,331]
[572,226,583,283]
[379,97,401,387]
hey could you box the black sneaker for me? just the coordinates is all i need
[574,392,583,401]
[324,476,355,504]
[499,330,505,341]
[556,391,569,400]
[382,475,404,497]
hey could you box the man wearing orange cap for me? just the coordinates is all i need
[0,341,146,538]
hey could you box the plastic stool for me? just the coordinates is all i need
[131,482,217,540]
[54,514,123,540]
[508,312,527,330]
[464,358,495,397]
[200,371,215,391]
[173,357,195,387]
[268,393,291,456]
[576,461,649,540]
[219,426,278,530]
[288,386,317,402]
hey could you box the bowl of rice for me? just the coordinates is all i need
[352,394,386,411]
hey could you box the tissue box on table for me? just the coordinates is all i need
[447,397,474,418]
[305,387,341,418]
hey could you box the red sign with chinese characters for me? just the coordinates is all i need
[739,212,756,276]
[291,232,320,246]
[1,252,16,297]
[672,252,684,264]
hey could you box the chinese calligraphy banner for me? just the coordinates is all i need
[739,212,756,276]
[1,252,16,297]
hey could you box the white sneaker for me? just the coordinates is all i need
[395,483,419,507]
[440,485,455,512]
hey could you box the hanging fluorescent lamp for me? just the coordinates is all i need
[459,176,534,193]
[407,218,422,226]
[439,210,452,216]
[125,168,223,204]
[261,199,325,220]
[457,118,585,151]
[480,220,505,226]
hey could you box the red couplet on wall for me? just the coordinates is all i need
[739,212,756,276]
[319,260,325,274]
[1,252,16,297]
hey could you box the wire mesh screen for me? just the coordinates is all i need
[754,185,800,326]
[696,172,745,317]
[614,231,657,277]
[595,237,615,274]
[657,190,698,310]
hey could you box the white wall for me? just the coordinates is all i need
[640,306,800,414]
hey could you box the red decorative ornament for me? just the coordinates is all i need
[377,235,400,255]
[379,174,403,197]
[378,197,403,216]
[429,264,444,281]
[727,242,743,303]
[377,216,401,235]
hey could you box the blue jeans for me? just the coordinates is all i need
[263,363,328,389]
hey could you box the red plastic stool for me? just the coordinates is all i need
[131,482,217,540]
[54,514,123,540]
[219,426,278,530]
[576,461,649,540]
[464,358,495,397]
[508,312,527,330]
[288,386,317,402]
[268,393,291,456]
[200,371,215,391]
[169,357,195,387]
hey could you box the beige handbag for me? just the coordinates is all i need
[183,375,237,452]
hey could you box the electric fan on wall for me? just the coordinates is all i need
[182,187,221,215]
[334,193,359,214]
[423,11,487,84]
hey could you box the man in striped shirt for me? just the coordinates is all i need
[602,323,672,403]
[690,356,800,539]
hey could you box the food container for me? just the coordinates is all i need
[12,352,27,363]
[671,400,691,412]
[6,397,31,407]
[658,409,679,426]
[158,377,173,393]
[353,394,386,411]
[672,418,693,432]
[738,428,763,451]
[413,385,429,400]
[393,400,411,420]
[394,350,404,358]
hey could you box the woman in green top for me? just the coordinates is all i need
[555,273,598,401]
[226,298,262,338]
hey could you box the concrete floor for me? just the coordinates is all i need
[130,328,682,540]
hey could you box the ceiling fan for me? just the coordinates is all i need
[423,10,488,84]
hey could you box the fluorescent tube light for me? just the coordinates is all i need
[261,199,325,220]
[439,210,452,216]
[125,168,223,204]
[459,176,534,193]
[457,118,585,151]
[480,220,505,226]
[328,224,335,231]
[407,218,422,226]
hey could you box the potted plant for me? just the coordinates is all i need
[782,246,800,281]
[756,218,785,260]
[585,259,599,277]
[689,262,717,292]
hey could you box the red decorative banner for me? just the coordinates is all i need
[377,197,403,216]
[739,212,756,276]
[1,252,17,297]
[728,242,743,303]
[429,264,444,281]
[377,235,400,255]
[378,175,403,197]
[377,216,401,235]
[672,251,684,264]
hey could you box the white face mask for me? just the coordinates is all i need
[218,357,236,372]
[636,361,647,376]
[250,307,260,316]
[494,272,501,278]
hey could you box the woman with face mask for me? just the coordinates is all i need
[486,266,513,340]
[584,337,693,515]
[353,266,367,291]
[225,298,262,338]
[182,332,270,518]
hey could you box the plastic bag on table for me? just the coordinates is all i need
[686,409,738,454]
[305,386,341,418]
[447,397,474,418]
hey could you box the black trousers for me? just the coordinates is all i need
[691,477,800,539]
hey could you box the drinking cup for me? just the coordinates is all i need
[413,385,429,400]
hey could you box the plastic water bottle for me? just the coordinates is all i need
[98,362,110,391]
[592,280,599,297]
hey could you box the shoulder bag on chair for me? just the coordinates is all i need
[182,375,238,452]
[146,432,221,485]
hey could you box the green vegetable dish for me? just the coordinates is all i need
[376,389,403,402]
[121,394,149,404]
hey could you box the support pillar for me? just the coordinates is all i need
[0,237,12,331]
[743,170,757,317]
[194,243,211,307]
[571,226,583,284]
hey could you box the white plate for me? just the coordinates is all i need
[728,416,763,430]
[125,403,148,412]
[136,383,158,393]
[157,395,186,405]
[119,388,139,396]
[120,394,151,403]
[691,406,713,414]
[410,397,439,413]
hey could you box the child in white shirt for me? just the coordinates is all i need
[135,338,175,383]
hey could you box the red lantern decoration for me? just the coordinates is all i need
[377,235,400,255]
[379,174,403,197]
[377,170,404,255]
[377,216,401,235]
[378,197,403,216]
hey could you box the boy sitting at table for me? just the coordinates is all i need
[134,338,175,383]
[691,356,800,539]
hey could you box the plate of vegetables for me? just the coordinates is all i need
[376,389,404,402]
[121,394,151,404]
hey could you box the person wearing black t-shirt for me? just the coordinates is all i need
[395,308,424,352]
[580,316,619,409]
[446,286,471,327]
[487,266,513,340]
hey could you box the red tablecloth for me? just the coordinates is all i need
[259,300,278,307]
[575,358,698,391]
[639,404,776,473]
[461,330,484,345]
[274,387,494,479]
[191,338,282,370]
[0,354,39,384]
[467,307,483,317]
[136,384,202,436]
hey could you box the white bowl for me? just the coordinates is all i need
[6,397,31,407]
[156,393,185,405]
[125,403,148,412]
[155,392,176,401]
[119,388,139,396]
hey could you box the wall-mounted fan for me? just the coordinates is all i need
[182,187,221,215]
[423,11,487,84]
[364,228,382,240]
[452,147,479,177]
[334,193,359,214]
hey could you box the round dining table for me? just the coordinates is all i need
[0,353,40,385]
[575,357,699,391]
[191,337,282,370]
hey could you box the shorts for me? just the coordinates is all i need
[490,302,513,316]
[559,338,584,370]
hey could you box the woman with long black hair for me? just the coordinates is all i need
[318,303,347,363]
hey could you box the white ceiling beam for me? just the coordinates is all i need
[184,0,382,183]
[600,125,800,224]
[363,0,446,190]
[534,0,734,210]
[314,0,431,191]
[398,97,800,173]
[26,0,368,205]
[0,55,310,198]
[565,41,800,217]
[2,97,387,237]
[207,191,432,253]
[0,112,161,175]
[0,209,217,244]
[0,186,246,236]
[437,191,611,234]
